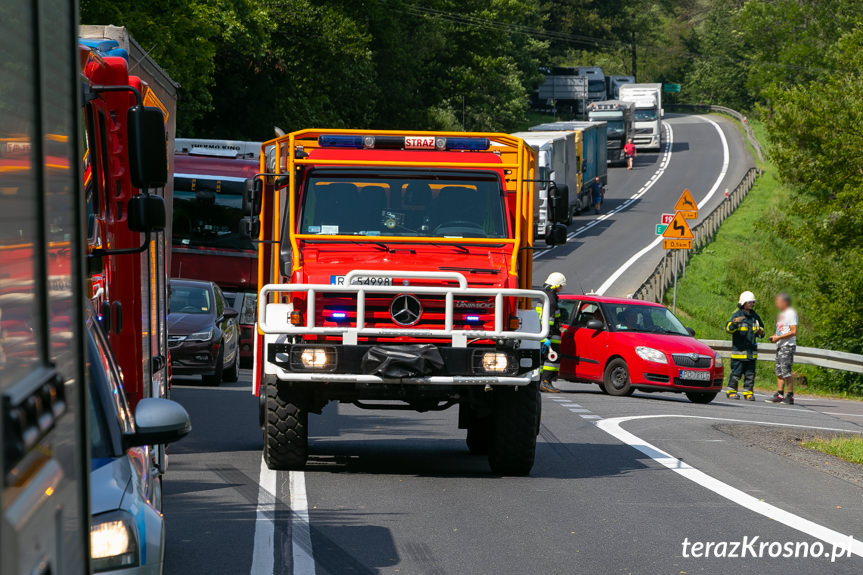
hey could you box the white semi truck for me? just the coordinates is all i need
[511,131,580,237]
[618,83,663,151]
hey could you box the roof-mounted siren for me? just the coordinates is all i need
[317,135,491,151]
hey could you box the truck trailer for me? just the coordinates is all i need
[618,83,663,151]
[588,100,635,165]
[528,121,608,214]
[510,131,580,236]
[248,130,571,476]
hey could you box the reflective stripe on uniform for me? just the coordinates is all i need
[549,337,561,344]
[730,353,757,360]
[541,365,560,371]
[737,326,749,331]
[726,322,737,333]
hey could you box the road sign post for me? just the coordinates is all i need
[662,204,696,312]
[673,250,678,313]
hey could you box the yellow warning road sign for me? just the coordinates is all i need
[662,212,694,240]
[674,189,698,219]
[663,239,692,250]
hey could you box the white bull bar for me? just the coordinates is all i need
[257,270,549,346]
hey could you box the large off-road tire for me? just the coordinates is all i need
[603,358,634,397]
[263,379,308,470]
[223,348,240,382]
[202,345,224,386]
[686,391,718,404]
[466,417,492,455]
[488,383,540,476]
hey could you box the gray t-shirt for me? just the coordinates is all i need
[775,307,798,348]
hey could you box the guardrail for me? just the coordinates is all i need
[666,103,763,162]
[632,166,762,303]
[702,340,863,374]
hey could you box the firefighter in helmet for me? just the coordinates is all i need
[537,272,567,393]
[725,290,764,400]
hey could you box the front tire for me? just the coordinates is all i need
[488,383,540,476]
[603,358,634,396]
[223,347,239,382]
[202,345,224,386]
[263,379,309,470]
[686,391,718,404]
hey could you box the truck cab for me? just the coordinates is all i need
[588,100,635,165]
[576,66,607,102]
[619,83,664,151]
[250,131,570,476]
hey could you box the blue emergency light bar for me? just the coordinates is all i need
[317,135,490,151]
[465,315,481,322]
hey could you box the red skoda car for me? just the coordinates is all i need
[558,295,724,403]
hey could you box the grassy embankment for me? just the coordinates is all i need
[803,436,863,465]
[667,118,860,399]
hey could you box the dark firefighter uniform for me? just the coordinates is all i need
[538,284,562,387]
[725,308,764,398]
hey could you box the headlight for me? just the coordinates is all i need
[186,328,213,342]
[90,511,139,571]
[481,352,509,372]
[241,293,257,325]
[635,346,667,364]
[300,348,330,368]
[714,353,723,367]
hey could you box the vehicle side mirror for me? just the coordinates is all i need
[124,398,191,448]
[127,106,168,189]
[246,178,264,216]
[241,216,260,239]
[661,108,665,118]
[127,194,166,233]
[549,182,569,224]
[586,319,604,331]
[686,327,696,336]
[223,308,239,319]
[545,223,568,246]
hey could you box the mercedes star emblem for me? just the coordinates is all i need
[390,294,422,326]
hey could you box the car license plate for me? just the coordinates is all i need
[330,275,393,286]
[679,370,711,381]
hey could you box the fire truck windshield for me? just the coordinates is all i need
[298,170,507,239]
[173,185,254,251]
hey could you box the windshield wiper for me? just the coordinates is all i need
[434,243,470,254]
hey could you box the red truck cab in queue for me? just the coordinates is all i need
[80,41,172,408]
[251,130,569,476]
[172,139,262,363]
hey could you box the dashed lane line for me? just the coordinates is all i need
[596,414,863,559]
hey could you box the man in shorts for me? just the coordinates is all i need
[766,292,798,405]
[590,177,604,214]
[623,138,637,170]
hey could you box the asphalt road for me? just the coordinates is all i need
[163,117,863,575]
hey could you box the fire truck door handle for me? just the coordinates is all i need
[112,301,123,335]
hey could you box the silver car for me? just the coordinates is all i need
[87,318,190,573]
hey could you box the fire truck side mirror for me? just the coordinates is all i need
[548,182,570,224]
[127,106,168,189]
[545,223,568,246]
[246,178,263,216]
[127,194,166,233]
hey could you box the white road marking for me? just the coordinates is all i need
[569,408,590,413]
[533,123,674,260]
[290,471,316,575]
[567,403,582,408]
[596,414,863,558]
[594,116,730,295]
[250,461,316,575]
[820,411,863,418]
[551,398,571,402]
[251,457,276,575]
[580,414,602,420]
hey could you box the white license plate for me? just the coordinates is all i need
[329,275,393,286]
[679,370,711,381]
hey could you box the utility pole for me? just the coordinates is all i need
[631,30,637,80]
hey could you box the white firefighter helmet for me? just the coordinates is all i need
[544,272,567,289]
[738,291,756,307]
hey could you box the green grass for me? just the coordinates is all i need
[513,111,560,132]
[803,436,863,465]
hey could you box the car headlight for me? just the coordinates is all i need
[714,353,723,368]
[481,352,509,372]
[635,346,667,364]
[90,511,139,571]
[186,328,213,342]
[241,293,257,325]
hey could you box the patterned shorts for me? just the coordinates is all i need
[775,344,796,379]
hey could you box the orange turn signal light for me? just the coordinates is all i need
[289,311,304,326]
[508,316,521,330]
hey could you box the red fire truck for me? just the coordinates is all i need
[249,130,569,475]
[172,139,262,363]
[80,38,175,408]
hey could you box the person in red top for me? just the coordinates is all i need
[623,138,637,170]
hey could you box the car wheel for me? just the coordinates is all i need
[603,358,633,396]
[223,347,240,382]
[686,391,717,404]
[202,344,224,386]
